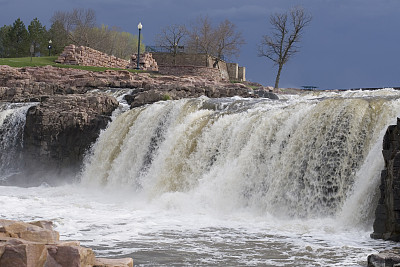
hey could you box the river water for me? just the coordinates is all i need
[1,89,400,266]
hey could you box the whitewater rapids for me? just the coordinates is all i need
[2,89,400,266]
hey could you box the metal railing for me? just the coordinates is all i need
[145,46,185,53]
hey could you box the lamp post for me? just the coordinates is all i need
[48,40,52,56]
[30,43,34,62]
[136,22,142,70]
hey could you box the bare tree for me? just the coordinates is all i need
[69,8,96,46]
[155,24,187,64]
[187,16,245,63]
[213,19,245,65]
[50,8,97,47]
[258,7,312,89]
[187,16,214,55]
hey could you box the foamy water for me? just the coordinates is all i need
[0,184,394,266]
[2,89,400,266]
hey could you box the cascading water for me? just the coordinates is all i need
[81,90,399,222]
[2,89,400,266]
[0,102,34,181]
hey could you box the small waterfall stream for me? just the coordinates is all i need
[0,102,34,180]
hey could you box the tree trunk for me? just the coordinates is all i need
[274,64,283,89]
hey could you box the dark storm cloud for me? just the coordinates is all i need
[1,0,400,89]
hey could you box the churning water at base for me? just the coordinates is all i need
[2,89,400,266]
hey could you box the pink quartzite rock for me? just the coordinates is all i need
[0,219,133,267]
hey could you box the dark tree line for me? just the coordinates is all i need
[0,18,52,57]
[0,8,144,59]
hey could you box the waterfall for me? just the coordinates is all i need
[0,102,34,180]
[80,89,400,224]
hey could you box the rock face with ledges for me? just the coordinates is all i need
[371,118,400,241]
[20,94,118,183]
[0,65,257,107]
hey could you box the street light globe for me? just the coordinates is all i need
[138,22,142,30]
[49,40,52,44]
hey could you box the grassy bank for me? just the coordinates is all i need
[0,56,141,73]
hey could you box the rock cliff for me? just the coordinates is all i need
[20,94,118,183]
[371,118,400,241]
[368,118,400,266]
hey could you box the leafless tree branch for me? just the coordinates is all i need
[258,7,312,88]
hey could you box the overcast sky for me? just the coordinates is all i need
[1,0,399,89]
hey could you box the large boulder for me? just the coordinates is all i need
[0,219,133,267]
[368,249,400,267]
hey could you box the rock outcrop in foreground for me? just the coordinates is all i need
[371,118,400,241]
[0,219,133,267]
[368,249,400,267]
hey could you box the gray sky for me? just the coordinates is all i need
[1,0,399,89]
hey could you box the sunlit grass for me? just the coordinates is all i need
[0,56,141,73]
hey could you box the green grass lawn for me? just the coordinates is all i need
[0,56,141,73]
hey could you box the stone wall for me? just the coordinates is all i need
[371,118,400,241]
[56,45,130,69]
[151,52,244,81]
[158,65,223,82]
[214,59,230,81]
[227,63,238,80]
[151,53,209,67]
[238,66,246,81]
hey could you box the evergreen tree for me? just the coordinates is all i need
[8,18,29,57]
[48,20,69,55]
[28,18,47,56]
[0,25,12,57]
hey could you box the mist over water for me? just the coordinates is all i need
[2,89,400,266]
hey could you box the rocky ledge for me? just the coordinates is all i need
[0,219,133,267]
[0,65,273,184]
[0,65,258,108]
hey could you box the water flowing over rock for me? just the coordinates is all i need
[81,93,400,219]
[0,65,264,184]
[0,219,133,267]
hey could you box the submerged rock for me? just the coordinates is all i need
[0,219,133,267]
[368,249,400,267]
